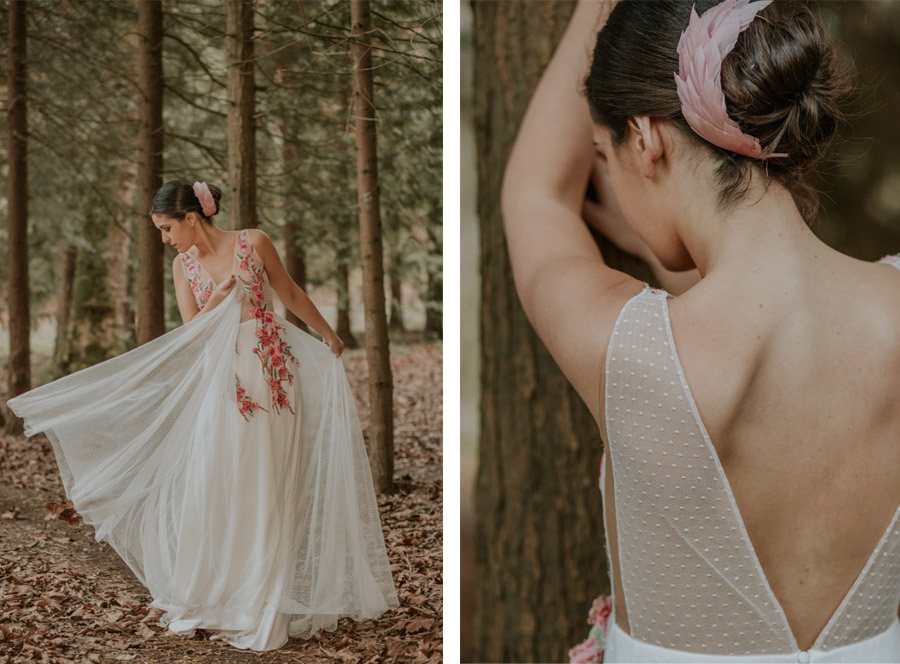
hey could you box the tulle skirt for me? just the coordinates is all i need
[6,286,399,650]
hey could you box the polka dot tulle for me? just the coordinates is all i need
[590,255,900,658]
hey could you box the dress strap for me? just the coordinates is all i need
[877,253,900,271]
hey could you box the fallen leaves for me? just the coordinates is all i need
[0,341,443,663]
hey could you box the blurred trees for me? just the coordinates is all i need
[0,0,442,395]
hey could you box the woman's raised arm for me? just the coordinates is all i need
[499,0,642,421]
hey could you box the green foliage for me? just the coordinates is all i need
[0,0,441,338]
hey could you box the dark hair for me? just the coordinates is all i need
[150,180,222,222]
[583,0,856,226]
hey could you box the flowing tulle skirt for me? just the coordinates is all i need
[6,287,399,651]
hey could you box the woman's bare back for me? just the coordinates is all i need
[602,253,900,649]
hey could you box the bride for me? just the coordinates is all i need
[6,180,399,651]
[500,0,900,661]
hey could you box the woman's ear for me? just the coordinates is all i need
[631,116,664,179]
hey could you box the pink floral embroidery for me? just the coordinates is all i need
[235,231,300,417]
[569,594,613,663]
[183,254,212,310]
[235,374,267,421]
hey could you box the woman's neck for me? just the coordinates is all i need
[677,177,822,283]
[191,225,229,257]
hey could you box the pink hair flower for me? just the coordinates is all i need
[192,181,217,217]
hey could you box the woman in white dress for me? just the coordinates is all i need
[500,0,900,661]
[6,180,399,651]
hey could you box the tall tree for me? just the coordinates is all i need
[5,0,30,434]
[226,0,257,229]
[350,0,394,494]
[135,0,165,344]
[472,2,642,660]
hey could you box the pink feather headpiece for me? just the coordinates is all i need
[673,0,788,160]
[192,181,217,218]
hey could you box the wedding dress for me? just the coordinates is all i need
[5,229,399,651]
[588,253,900,663]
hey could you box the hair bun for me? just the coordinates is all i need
[721,1,856,172]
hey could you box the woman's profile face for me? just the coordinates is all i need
[151,213,193,253]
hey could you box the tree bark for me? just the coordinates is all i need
[135,0,164,345]
[423,213,442,338]
[52,244,77,374]
[388,251,404,333]
[350,0,394,495]
[279,1,308,330]
[5,0,30,435]
[473,2,613,660]
[226,0,257,230]
[335,254,357,349]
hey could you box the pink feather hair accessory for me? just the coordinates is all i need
[192,181,217,218]
[673,0,788,160]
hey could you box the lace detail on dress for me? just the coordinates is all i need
[180,253,213,310]
[597,278,900,656]
[877,253,900,270]
[179,230,300,420]
[234,230,300,418]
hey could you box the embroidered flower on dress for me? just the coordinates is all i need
[235,374,267,421]
[183,254,213,309]
[568,594,613,663]
[235,231,300,418]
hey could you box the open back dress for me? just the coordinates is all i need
[593,253,900,663]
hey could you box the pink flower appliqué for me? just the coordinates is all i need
[568,594,613,663]
[235,231,300,418]
[235,374,267,421]
[183,254,213,309]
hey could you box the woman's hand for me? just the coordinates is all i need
[324,332,345,358]
[582,158,650,261]
[206,274,237,307]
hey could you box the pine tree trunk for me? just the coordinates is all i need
[423,214,442,337]
[283,214,308,332]
[336,253,357,349]
[279,114,308,331]
[473,2,610,660]
[107,160,136,355]
[52,244,77,374]
[350,0,394,495]
[226,0,257,230]
[135,0,164,345]
[388,253,404,332]
[5,0,30,435]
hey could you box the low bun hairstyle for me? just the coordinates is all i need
[584,0,856,226]
[150,180,222,222]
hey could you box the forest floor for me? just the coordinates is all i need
[0,341,442,663]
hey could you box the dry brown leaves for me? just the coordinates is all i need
[0,341,442,663]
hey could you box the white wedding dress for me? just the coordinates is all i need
[594,254,900,663]
[6,229,399,651]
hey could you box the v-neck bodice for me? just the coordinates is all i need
[185,233,241,287]
[598,253,900,658]
[178,229,275,321]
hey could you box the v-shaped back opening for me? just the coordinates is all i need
[657,287,898,652]
[601,281,900,655]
